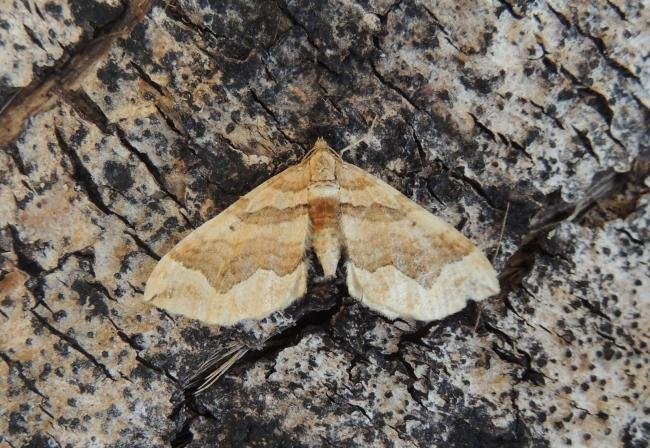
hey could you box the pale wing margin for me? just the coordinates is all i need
[338,162,499,322]
[143,162,311,326]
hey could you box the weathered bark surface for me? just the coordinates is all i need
[1,0,648,447]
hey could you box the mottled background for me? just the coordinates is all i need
[0,0,648,447]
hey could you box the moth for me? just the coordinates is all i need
[144,139,499,326]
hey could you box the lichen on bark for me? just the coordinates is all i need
[0,0,648,447]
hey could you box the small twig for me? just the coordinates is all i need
[192,346,249,396]
[474,201,510,333]
[492,201,510,265]
[0,88,22,116]
[181,342,250,396]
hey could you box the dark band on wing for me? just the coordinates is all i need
[345,229,474,288]
[340,202,404,221]
[239,204,309,225]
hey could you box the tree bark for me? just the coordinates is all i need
[0,0,648,447]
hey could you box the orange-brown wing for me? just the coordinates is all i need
[144,162,310,326]
[338,161,499,321]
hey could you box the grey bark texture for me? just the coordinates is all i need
[0,0,648,447]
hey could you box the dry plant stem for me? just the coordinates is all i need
[474,201,510,333]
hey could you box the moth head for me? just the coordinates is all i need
[313,137,330,152]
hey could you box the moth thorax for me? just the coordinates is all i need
[308,149,337,182]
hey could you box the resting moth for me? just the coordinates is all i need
[144,139,499,326]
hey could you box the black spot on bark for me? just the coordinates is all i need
[44,2,63,19]
[446,407,531,448]
[180,113,207,138]
[72,279,109,318]
[8,411,27,434]
[97,60,134,94]
[557,89,575,101]
[24,433,59,448]
[122,23,155,67]
[103,161,134,191]
[460,74,495,95]
[69,0,125,30]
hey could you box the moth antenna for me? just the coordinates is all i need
[339,115,379,158]
[474,201,510,333]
